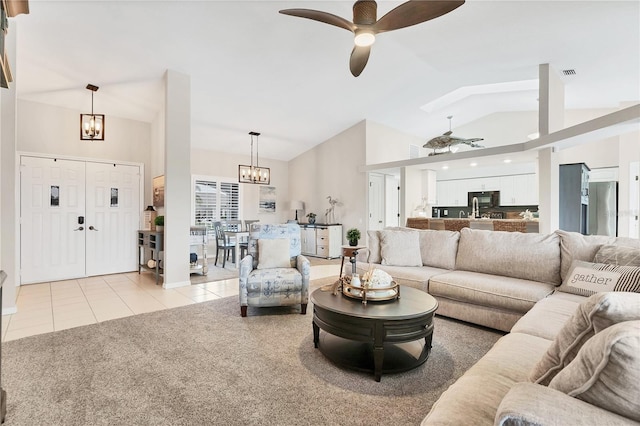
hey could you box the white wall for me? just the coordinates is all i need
[289,121,367,240]
[366,120,427,165]
[191,148,290,224]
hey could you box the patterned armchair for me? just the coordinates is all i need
[239,223,310,317]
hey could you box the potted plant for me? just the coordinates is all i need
[154,215,164,231]
[346,228,361,246]
[306,212,317,224]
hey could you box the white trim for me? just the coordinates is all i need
[162,280,191,289]
[2,307,17,315]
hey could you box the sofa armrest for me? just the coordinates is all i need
[296,254,311,303]
[355,247,370,263]
[495,383,640,426]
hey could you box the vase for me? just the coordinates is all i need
[349,240,358,247]
[308,217,316,224]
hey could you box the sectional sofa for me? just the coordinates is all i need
[355,227,640,425]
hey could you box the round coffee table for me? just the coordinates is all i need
[311,286,438,382]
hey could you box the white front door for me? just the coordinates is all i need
[368,173,385,231]
[85,162,141,276]
[20,157,141,284]
[20,157,87,283]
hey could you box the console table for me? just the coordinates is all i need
[138,231,164,284]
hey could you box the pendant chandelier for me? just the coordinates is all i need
[80,84,105,141]
[238,131,270,185]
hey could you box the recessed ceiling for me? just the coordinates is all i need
[12,1,640,161]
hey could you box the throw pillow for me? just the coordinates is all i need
[380,230,422,267]
[530,292,640,385]
[594,245,640,267]
[557,260,640,297]
[548,320,640,422]
[257,238,291,269]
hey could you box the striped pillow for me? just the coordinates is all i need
[559,260,640,296]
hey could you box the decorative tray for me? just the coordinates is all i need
[340,275,400,304]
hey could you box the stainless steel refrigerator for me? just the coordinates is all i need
[588,182,618,236]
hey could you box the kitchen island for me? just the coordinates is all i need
[406,217,539,233]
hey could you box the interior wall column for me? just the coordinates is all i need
[0,25,18,313]
[537,64,564,233]
[163,70,191,288]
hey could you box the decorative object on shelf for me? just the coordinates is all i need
[154,215,164,232]
[143,205,157,231]
[413,197,429,217]
[80,84,105,140]
[306,212,317,224]
[279,0,464,77]
[290,200,304,223]
[346,228,361,246]
[519,209,534,221]
[239,131,270,184]
[258,186,276,213]
[423,116,483,156]
[325,196,341,224]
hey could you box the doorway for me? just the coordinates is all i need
[20,156,141,284]
[368,173,384,230]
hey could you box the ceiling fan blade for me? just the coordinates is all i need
[279,9,356,32]
[373,0,465,33]
[350,45,371,77]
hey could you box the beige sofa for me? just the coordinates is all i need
[355,227,640,425]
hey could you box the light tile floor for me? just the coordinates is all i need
[2,263,340,342]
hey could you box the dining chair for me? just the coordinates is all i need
[240,220,260,258]
[213,221,236,268]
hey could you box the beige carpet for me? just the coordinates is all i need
[2,277,503,425]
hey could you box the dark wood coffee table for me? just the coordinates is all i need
[311,286,438,381]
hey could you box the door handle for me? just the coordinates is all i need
[73,226,84,231]
[89,226,99,231]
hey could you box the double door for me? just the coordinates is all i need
[20,156,141,284]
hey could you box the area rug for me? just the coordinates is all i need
[2,277,503,425]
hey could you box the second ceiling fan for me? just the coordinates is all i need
[279,0,465,77]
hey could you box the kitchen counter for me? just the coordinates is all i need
[406,217,539,233]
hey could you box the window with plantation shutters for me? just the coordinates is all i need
[194,178,240,230]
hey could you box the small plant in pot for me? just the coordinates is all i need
[306,212,317,224]
[154,215,164,231]
[346,228,361,246]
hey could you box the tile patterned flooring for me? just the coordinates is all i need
[2,263,340,343]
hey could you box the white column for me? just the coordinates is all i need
[162,70,191,288]
[1,25,18,313]
[400,167,422,226]
[537,64,564,233]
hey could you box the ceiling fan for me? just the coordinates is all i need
[279,0,465,77]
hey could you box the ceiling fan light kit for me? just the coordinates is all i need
[279,0,465,77]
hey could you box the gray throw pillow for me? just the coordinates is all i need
[594,245,640,267]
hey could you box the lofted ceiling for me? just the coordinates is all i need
[12,1,640,162]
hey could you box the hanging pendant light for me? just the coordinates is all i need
[238,131,270,184]
[80,84,105,141]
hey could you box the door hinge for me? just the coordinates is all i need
[369,182,372,187]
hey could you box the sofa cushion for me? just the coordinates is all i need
[423,332,550,425]
[530,292,640,385]
[455,228,561,285]
[511,292,585,340]
[594,245,640,267]
[355,263,446,292]
[366,230,381,264]
[428,271,556,314]
[556,230,640,283]
[558,260,640,297]
[418,229,459,270]
[548,321,640,422]
[380,230,422,267]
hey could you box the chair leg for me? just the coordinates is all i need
[241,306,247,317]
[222,249,226,268]
[215,249,219,266]
[301,303,307,315]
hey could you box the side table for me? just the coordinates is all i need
[339,245,367,278]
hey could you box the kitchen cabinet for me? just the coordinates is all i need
[500,174,538,206]
[436,181,467,207]
[465,177,500,192]
[301,224,342,258]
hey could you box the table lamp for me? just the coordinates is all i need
[291,200,304,223]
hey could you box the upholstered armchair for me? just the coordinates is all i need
[239,223,310,317]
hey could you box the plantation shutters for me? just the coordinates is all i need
[194,179,240,230]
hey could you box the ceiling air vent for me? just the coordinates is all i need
[409,144,420,159]
[562,69,576,76]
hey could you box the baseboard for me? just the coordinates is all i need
[2,306,17,315]
[162,280,191,289]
